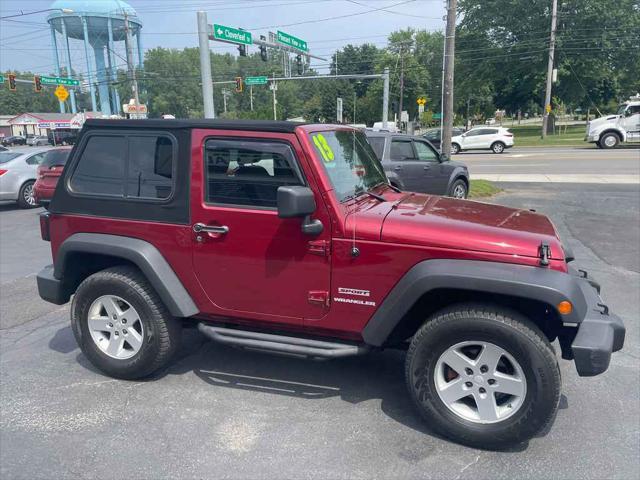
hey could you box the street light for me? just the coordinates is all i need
[1,8,73,20]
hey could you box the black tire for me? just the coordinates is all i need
[599,132,619,149]
[17,180,37,209]
[449,178,468,199]
[405,303,560,449]
[71,266,181,380]
[491,141,506,154]
[451,143,461,154]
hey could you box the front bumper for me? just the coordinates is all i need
[569,269,625,376]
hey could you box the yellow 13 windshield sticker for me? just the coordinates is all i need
[312,133,335,163]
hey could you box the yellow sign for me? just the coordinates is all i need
[54,85,69,102]
[312,134,335,163]
[417,97,427,106]
[545,103,551,114]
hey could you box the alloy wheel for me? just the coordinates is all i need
[23,183,36,206]
[434,341,527,424]
[452,183,467,199]
[87,295,145,360]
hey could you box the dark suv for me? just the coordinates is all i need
[37,119,624,450]
[365,131,469,198]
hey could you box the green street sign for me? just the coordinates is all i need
[433,113,442,119]
[0,75,4,83]
[245,76,268,86]
[276,30,308,52]
[210,24,252,45]
[40,75,79,87]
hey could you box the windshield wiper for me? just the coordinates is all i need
[356,189,386,202]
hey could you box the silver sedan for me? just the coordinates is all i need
[0,148,51,208]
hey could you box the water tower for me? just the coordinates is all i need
[47,0,143,116]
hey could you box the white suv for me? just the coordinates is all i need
[451,127,514,154]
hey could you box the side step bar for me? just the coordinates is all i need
[198,323,370,359]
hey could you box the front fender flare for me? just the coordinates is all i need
[362,259,586,346]
[54,233,199,318]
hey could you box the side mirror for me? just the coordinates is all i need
[277,186,323,235]
[277,186,316,218]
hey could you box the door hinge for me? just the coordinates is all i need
[308,290,329,307]
[308,239,330,257]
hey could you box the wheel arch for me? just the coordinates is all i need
[446,171,469,195]
[362,259,585,348]
[598,129,624,143]
[54,233,199,317]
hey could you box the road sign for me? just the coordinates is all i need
[0,75,4,83]
[245,76,268,86]
[276,30,308,52]
[417,97,426,106]
[433,113,442,119]
[418,104,425,114]
[336,97,343,123]
[54,85,69,102]
[40,75,79,87]
[545,103,552,114]
[210,24,252,45]
[122,103,148,114]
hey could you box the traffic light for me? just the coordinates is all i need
[238,44,247,57]
[391,100,398,113]
[295,55,303,75]
[8,73,16,91]
[259,35,268,62]
[34,75,42,93]
[235,77,243,93]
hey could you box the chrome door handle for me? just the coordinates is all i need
[193,223,229,234]
[394,166,403,170]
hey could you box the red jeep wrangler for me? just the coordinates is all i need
[37,119,624,449]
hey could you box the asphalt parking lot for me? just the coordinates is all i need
[1,180,639,479]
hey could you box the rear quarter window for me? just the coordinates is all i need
[366,136,386,160]
[69,133,176,200]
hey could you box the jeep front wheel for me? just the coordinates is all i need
[405,304,560,449]
[71,266,181,380]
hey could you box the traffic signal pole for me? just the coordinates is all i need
[197,11,215,118]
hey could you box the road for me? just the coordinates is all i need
[1,183,638,479]
[458,146,640,182]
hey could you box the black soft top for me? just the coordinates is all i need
[84,118,306,133]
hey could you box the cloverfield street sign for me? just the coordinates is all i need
[276,30,308,52]
[40,75,79,87]
[245,76,268,86]
[209,24,252,45]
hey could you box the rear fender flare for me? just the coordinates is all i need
[55,233,199,317]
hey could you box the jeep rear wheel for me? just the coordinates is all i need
[405,304,560,449]
[71,266,181,380]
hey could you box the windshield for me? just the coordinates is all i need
[309,129,388,202]
[616,104,628,115]
[0,152,21,164]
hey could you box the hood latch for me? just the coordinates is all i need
[538,242,551,266]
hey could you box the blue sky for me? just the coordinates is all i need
[0,0,445,75]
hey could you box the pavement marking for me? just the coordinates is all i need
[471,163,548,167]
[473,174,640,184]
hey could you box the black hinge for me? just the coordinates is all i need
[308,240,330,257]
[538,242,551,266]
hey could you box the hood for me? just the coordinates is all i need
[379,193,564,260]
[589,114,620,128]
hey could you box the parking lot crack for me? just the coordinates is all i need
[454,454,481,480]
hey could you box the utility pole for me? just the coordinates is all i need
[123,12,140,107]
[270,76,278,120]
[383,67,390,129]
[250,85,254,111]
[541,0,558,138]
[440,0,457,160]
[399,46,405,126]
[197,11,215,118]
[222,89,229,114]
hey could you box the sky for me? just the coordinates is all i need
[0,0,446,76]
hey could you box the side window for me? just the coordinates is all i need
[26,153,45,165]
[70,133,175,199]
[485,129,499,135]
[70,135,126,196]
[627,105,640,115]
[367,136,385,161]
[127,136,174,199]
[464,130,481,137]
[204,138,303,208]
[413,141,439,162]
[390,140,416,160]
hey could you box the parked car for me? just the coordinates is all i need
[27,135,50,147]
[1,135,26,147]
[422,127,465,150]
[48,130,78,146]
[37,119,624,450]
[451,127,514,154]
[365,131,469,198]
[34,147,72,206]
[0,148,50,208]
